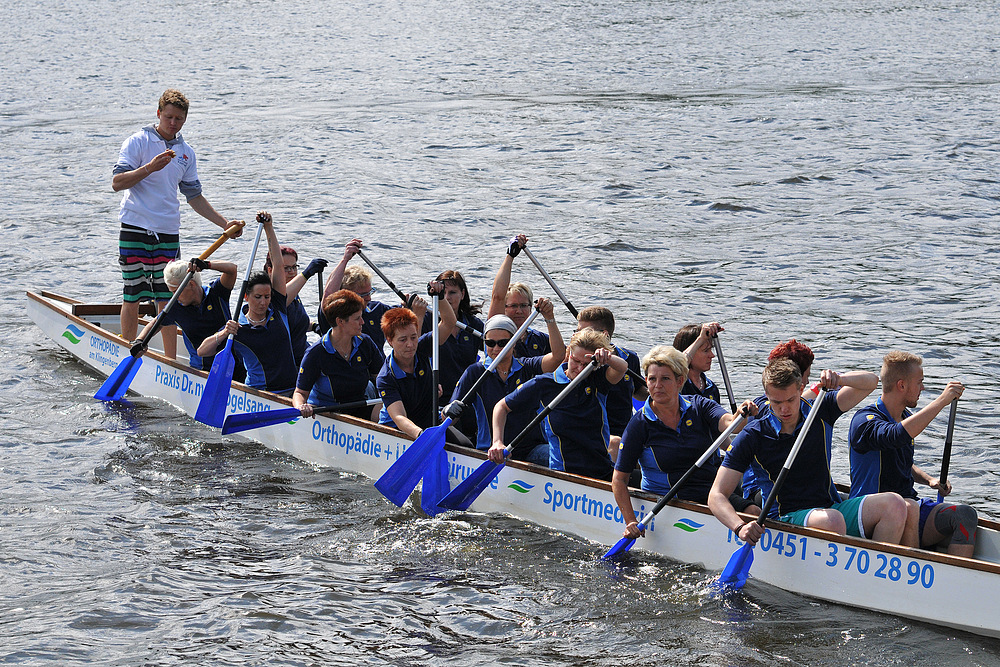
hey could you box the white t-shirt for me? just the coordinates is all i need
[115,125,202,234]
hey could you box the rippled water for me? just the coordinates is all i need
[5,0,1000,663]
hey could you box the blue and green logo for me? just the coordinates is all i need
[673,518,704,533]
[62,324,85,345]
[508,480,534,494]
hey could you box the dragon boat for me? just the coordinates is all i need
[26,290,1000,639]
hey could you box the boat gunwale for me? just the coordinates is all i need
[27,289,1000,579]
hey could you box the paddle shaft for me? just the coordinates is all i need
[713,336,738,413]
[521,246,578,318]
[938,399,958,502]
[313,399,382,417]
[224,221,266,344]
[754,388,828,526]
[355,249,408,302]
[504,359,599,455]
[637,411,747,531]
[521,245,646,389]
[432,292,440,426]
[446,309,542,418]
[132,225,242,354]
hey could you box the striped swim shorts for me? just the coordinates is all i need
[118,224,180,302]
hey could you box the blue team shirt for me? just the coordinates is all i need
[160,278,232,370]
[505,363,614,480]
[317,299,431,359]
[450,355,546,456]
[615,395,729,502]
[438,314,484,401]
[722,391,845,518]
[296,332,383,411]
[286,295,310,368]
[680,373,722,405]
[848,398,918,499]
[515,328,551,358]
[376,333,436,431]
[606,345,641,435]
[233,291,297,393]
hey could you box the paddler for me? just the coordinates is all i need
[486,234,552,357]
[708,358,908,546]
[849,351,978,557]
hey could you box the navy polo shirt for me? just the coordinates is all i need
[438,314,484,401]
[615,395,729,501]
[376,333,436,430]
[450,355,545,455]
[722,390,844,518]
[297,332,383,408]
[505,363,614,480]
[848,398,918,499]
[681,372,722,405]
[233,291,297,393]
[515,328,551,358]
[605,345,641,435]
[287,295,310,368]
[317,299,432,358]
[160,278,232,370]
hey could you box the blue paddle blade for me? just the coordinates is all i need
[374,418,451,507]
[632,397,644,412]
[195,340,235,428]
[419,448,450,516]
[437,457,503,511]
[718,543,754,589]
[222,406,301,435]
[602,535,638,560]
[95,355,142,401]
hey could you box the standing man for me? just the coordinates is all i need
[849,351,977,557]
[708,358,908,546]
[113,89,240,356]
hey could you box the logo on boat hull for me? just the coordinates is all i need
[673,518,704,533]
[62,324,85,345]
[508,480,534,494]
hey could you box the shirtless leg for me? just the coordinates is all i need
[805,508,847,535]
[860,492,907,544]
[901,498,920,548]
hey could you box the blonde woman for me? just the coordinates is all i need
[490,328,627,481]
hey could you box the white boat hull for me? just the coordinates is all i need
[27,290,1000,639]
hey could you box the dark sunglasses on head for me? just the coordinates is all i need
[484,338,512,348]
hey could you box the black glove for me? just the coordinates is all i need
[507,236,523,258]
[129,339,148,357]
[189,257,209,271]
[302,258,328,280]
[443,400,466,420]
[427,280,445,297]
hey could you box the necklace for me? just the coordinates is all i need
[246,312,267,326]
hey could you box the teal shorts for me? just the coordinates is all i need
[779,496,867,538]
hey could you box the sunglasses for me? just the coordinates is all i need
[484,338,513,348]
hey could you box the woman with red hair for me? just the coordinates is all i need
[375,285,457,438]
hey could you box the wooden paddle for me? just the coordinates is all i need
[95,223,244,401]
[373,308,541,507]
[602,408,748,560]
[719,388,827,589]
[438,359,601,512]
[194,216,266,427]
[938,399,958,502]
